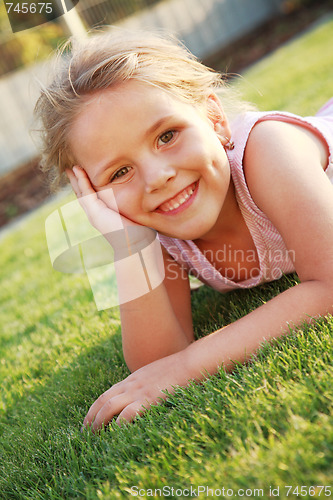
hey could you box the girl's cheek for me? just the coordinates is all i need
[179,142,207,167]
[113,189,135,217]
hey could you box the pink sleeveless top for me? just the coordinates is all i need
[158,99,333,292]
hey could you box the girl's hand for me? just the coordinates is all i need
[82,349,193,431]
[66,166,154,253]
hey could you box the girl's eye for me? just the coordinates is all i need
[110,166,132,183]
[158,130,175,146]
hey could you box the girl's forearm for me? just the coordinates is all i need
[119,283,191,372]
[114,235,193,371]
[184,279,333,379]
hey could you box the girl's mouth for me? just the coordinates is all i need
[155,181,198,215]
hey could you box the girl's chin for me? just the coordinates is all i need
[157,225,211,241]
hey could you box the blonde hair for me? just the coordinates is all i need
[35,28,248,190]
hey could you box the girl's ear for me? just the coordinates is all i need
[205,93,232,144]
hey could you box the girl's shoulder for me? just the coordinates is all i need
[227,100,333,240]
[244,118,329,182]
[231,100,333,151]
[229,100,333,182]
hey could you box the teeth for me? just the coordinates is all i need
[158,183,196,212]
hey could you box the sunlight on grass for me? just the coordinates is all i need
[0,16,332,499]
[235,15,333,114]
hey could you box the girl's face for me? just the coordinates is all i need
[69,80,232,241]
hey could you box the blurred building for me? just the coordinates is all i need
[0,0,284,176]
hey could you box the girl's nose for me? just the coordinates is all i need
[143,160,176,194]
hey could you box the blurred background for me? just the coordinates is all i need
[0,0,331,228]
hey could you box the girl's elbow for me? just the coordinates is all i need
[124,351,147,373]
[124,349,163,373]
[316,278,333,315]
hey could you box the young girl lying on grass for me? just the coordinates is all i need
[35,30,333,432]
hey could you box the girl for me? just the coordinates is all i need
[35,30,333,432]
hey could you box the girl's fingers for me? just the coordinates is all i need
[66,166,134,244]
[66,168,81,197]
[73,166,96,197]
[67,166,127,223]
[70,167,116,216]
[115,400,150,427]
[83,382,125,428]
[92,393,133,431]
[97,186,119,212]
[68,166,106,222]
[66,165,96,198]
[72,167,121,214]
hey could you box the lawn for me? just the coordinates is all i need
[1,15,333,500]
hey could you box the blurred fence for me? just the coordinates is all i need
[0,18,66,77]
[0,0,163,77]
[0,35,29,76]
[0,60,49,175]
[0,0,284,176]
[77,0,164,29]
[114,0,284,59]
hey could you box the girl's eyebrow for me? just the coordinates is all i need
[94,115,175,179]
[144,115,174,139]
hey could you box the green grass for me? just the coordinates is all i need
[235,14,333,115]
[1,17,333,500]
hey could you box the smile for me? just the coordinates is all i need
[155,181,198,214]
